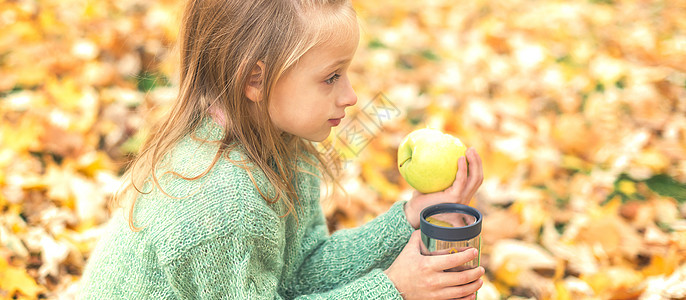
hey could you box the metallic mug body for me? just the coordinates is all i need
[419,203,483,272]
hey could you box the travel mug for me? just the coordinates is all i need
[419,203,482,272]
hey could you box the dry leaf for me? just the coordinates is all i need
[0,258,43,298]
[490,239,557,290]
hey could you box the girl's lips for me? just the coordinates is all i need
[328,118,342,126]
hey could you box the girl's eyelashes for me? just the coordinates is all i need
[324,73,341,85]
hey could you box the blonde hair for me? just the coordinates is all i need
[115,0,358,230]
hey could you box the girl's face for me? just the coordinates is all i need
[268,26,360,142]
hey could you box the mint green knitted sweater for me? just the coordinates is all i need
[79,120,414,299]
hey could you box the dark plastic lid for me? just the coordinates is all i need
[420,203,482,241]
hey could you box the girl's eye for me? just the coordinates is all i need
[325,73,341,85]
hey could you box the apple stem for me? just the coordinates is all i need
[398,157,411,168]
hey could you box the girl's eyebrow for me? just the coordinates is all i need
[323,58,351,71]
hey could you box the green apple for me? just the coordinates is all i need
[397,128,467,194]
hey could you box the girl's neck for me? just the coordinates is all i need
[209,103,288,137]
[210,104,227,126]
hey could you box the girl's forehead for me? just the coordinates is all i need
[301,27,359,68]
[317,23,359,52]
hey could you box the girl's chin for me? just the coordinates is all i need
[305,129,332,143]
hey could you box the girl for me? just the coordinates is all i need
[79,0,485,299]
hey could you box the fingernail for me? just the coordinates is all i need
[472,248,478,256]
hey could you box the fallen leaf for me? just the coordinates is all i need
[0,257,43,298]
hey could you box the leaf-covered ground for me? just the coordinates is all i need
[1,0,685,299]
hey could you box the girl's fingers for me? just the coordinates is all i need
[450,156,468,193]
[466,149,480,183]
[428,248,479,272]
[436,266,485,287]
[407,230,427,256]
[476,150,484,183]
[436,279,483,300]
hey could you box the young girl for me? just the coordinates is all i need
[79,0,485,299]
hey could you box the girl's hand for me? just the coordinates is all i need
[404,148,484,229]
[385,231,485,300]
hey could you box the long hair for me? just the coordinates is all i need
[114,0,358,230]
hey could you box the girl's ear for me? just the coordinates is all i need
[245,61,265,103]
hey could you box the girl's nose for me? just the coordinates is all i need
[339,79,358,107]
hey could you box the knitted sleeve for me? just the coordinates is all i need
[162,210,405,299]
[163,228,277,299]
[288,200,415,296]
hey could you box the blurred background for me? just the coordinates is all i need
[1,0,685,298]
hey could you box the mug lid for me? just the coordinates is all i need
[420,203,482,241]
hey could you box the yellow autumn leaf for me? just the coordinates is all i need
[0,258,42,298]
[582,266,646,299]
[45,77,83,112]
[641,248,680,277]
[552,113,596,156]
[511,196,547,232]
[634,147,669,173]
[0,116,44,153]
[560,155,593,172]
[38,7,60,31]
[494,258,522,288]
[55,230,98,254]
[617,179,637,195]
[554,281,572,300]
[575,198,645,258]
[481,149,519,181]
[76,151,116,178]
[82,0,105,19]
[361,161,401,201]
